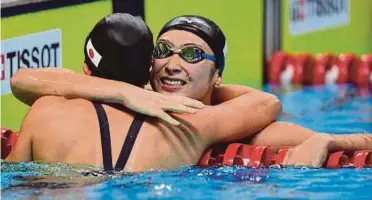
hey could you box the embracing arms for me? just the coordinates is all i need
[282,133,372,167]
[11,68,204,125]
[203,90,282,143]
[11,68,281,126]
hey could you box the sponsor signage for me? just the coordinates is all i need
[1,29,62,95]
[289,0,350,35]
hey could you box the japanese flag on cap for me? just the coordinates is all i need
[86,39,102,68]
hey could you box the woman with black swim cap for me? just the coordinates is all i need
[156,15,227,75]
[83,13,153,86]
[150,15,228,103]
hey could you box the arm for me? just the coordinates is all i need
[11,68,204,125]
[283,133,372,167]
[4,97,51,161]
[207,91,282,143]
[11,68,74,106]
[211,85,331,150]
[11,68,157,106]
[327,134,372,151]
[211,84,261,105]
[249,121,317,152]
[249,121,372,152]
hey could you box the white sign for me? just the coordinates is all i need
[1,29,62,95]
[289,0,350,36]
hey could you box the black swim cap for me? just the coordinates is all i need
[158,15,227,76]
[84,13,154,86]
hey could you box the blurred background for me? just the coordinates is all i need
[1,0,372,130]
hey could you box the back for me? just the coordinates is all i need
[31,96,211,171]
[17,90,279,172]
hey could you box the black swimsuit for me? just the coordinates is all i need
[92,102,146,172]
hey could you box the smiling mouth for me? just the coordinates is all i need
[160,77,187,86]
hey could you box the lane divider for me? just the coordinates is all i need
[2,128,371,168]
[268,52,371,87]
[198,143,372,169]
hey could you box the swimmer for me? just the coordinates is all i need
[11,13,206,125]
[11,15,370,168]
[6,15,281,171]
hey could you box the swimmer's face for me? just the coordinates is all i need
[150,30,220,103]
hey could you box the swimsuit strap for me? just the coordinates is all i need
[93,102,113,171]
[114,113,146,171]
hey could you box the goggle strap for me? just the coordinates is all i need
[203,54,216,62]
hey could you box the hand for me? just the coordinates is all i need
[283,135,334,168]
[120,89,204,126]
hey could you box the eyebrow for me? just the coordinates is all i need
[157,39,175,46]
[181,43,204,49]
[157,39,204,49]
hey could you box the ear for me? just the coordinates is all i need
[211,69,222,86]
[149,58,155,73]
[215,76,222,86]
[82,63,92,75]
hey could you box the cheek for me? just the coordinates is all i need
[152,59,166,73]
[190,62,214,81]
[189,68,213,88]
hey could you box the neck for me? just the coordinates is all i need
[200,86,215,105]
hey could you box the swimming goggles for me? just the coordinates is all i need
[153,41,216,64]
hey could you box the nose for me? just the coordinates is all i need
[165,54,183,75]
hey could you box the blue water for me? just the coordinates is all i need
[1,84,372,199]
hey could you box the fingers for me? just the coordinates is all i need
[283,149,324,168]
[282,149,292,165]
[163,104,198,114]
[149,110,181,126]
[155,112,180,126]
[311,151,328,168]
[172,96,205,109]
[184,99,205,109]
[282,148,310,167]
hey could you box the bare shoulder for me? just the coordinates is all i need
[21,96,96,160]
[26,96,94,136]
[25,96,67,124]
[32,96,93,115]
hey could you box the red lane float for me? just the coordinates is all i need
[199,144,372,169]
[268,52,304,85]
[292,53,314,85]
[268,52,289,84]
[312,53,349,85]
[267,52,370,87]
[247,146,274,168]
[198,148,213,167]
[353,54,372,86]
[222,143,244,166]
[338,53,360,85]
[328,54,348,84]
[1,128,19,159]
[272,146,291,165]
[351,150,372,168]
[233,144,254,166]
[326,151,350,168]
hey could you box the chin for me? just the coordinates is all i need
[159,89,183,96]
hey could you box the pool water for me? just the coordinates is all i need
[1,84,372,199]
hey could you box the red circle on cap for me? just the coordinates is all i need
[88,48,95,59]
